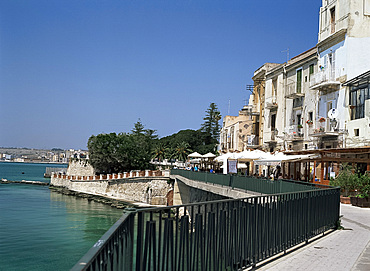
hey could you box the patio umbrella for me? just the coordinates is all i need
[203,153,216,158]
[188,152,203,158]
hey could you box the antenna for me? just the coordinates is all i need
[281,48,290,63]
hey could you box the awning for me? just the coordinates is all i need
[254,154,315,166]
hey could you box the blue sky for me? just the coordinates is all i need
[0,0,321,149]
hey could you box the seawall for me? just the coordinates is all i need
[50,171,172,206]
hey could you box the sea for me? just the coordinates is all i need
[0,162,124,271]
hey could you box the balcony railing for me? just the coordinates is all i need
[247,135,259,146]
[72,170,340,271]
[244,104,260,115]
[309,68,341,91]
[285,82,305,98]
[285,125,304,141]
[293,97,304,109]
[265,96,278,109]
[310,118,343,137]
[318,14,349,42]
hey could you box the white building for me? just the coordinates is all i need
[219,105,254,153]
[310,0,370,148]
[259,0,370,152]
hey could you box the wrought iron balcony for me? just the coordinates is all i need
[285,125,304,141]
[243,104,260,116]
[265,96,278,110]
[246,135,259,147]
[309,68,341,92]
[310,118,344,137]
[285,82,305,99]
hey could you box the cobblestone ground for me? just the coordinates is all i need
[253,204,370,271]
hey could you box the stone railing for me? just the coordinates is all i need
[51,170,168,181]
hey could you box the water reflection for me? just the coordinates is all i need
[49,190,123,242]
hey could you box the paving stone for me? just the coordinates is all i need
[251,204,370,271]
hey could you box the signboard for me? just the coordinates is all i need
[227,159,237,174]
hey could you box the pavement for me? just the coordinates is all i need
[250,203,370,271]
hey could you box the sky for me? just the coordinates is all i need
[0,0,322,150]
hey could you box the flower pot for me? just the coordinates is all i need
[340,196,351,204]
[350,197,358,206]
[357,197,370,208]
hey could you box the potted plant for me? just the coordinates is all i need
[298,124,303,128]
[331,165,370,207]
[306,120,313,125]
[330,164,359,203]
[356,173,370,207]
[319,117,326,122]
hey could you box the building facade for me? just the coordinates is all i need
[247,0,370,153]
[219,105,253,153]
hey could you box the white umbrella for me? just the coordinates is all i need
[203,153,216,158]
[188,152,203,158]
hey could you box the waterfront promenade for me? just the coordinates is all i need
[251,204,370,271]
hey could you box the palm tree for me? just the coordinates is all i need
[173,142,192,162]
[152,143,169,162]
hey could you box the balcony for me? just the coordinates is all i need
[285,82,305,99]
[265,96,278,110]
[265,130,277,144]
[292,97,304,109]
[246,135,259,147]
[285,125,304,141]
[243,104,260,116]
[310,118,344,137]
[309,68,341,92]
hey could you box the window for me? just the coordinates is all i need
[309,64,314,80]
[354,129,359,136]
[330,7,336,34]
[271,114,276,130]
[309,112,313,121]
[350,84,370,120]
[296,69,302,93]
[272,78,277,97]
[297,114,302,126]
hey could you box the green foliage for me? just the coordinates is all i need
[87,102,221,172]
[172,142,192,162]
[200,102,221,144]
[152,143,169,162]
[88,121,156,174]
[330,164,370,198]
[158,129,216,156]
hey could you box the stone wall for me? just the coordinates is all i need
[50,175,172,206]
[66,159,95,176]
[173,178,228,206]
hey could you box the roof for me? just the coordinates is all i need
[343,70,370,86]
[284,146,370,155]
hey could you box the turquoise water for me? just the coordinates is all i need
[0,163,124,271]
[0,162,68,183]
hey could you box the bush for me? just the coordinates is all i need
[330,164,369,198]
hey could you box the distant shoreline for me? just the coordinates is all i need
[0,161,68,165]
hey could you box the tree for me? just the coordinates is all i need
[88,121,157,173]
[88,133,121,174]
[200,103,221,144]
[173,142,192,162]
[131,119,146,136]
[152,143,169,162]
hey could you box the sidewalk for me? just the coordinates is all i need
[253,203,370,271]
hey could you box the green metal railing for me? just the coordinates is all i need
[171,169,324,194]
[71,172,340,271]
